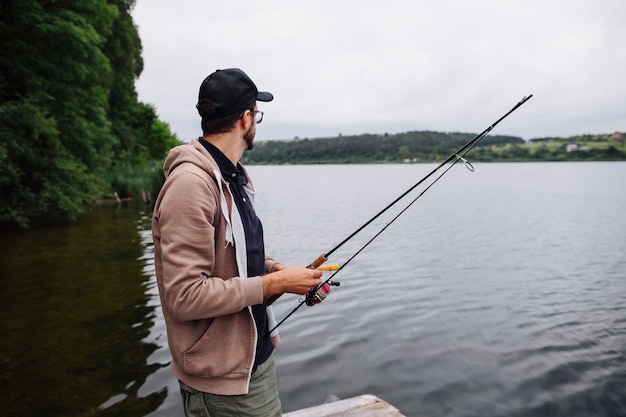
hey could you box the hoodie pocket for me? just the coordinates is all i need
[182,314,253,378]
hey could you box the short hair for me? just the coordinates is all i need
[199,101,255,135]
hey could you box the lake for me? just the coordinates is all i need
[1,162,624,417]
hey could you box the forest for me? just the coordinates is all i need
[0,0,180,228]
[241,131,626,165]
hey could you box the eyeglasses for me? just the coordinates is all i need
[252,110,264,124]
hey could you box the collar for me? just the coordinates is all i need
[198,137,248,186]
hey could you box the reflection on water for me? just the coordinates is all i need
[1,163,625,417]
[0,202,168,417]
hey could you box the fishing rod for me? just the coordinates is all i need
[268,94,533,334]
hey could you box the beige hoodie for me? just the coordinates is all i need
[152,139,277,395]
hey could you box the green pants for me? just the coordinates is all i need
[179,353,282,417]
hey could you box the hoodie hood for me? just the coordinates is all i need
[163,138,219,180]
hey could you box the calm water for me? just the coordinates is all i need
[1,162,625,417]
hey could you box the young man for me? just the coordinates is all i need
[152,68,322,416]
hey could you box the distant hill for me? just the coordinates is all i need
[242,131,625,164]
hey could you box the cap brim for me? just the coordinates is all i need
[257,91,273,102]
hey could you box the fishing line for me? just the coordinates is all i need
[269,148,467,334]
[268,95,533,335]
[305,94,532,269]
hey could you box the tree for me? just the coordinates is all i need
[0,0,117,225]
[0,0,180,227]
[0,100,105,227]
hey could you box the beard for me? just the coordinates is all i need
[243,123,256,150]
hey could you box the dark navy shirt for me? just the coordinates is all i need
[199,138,273,367]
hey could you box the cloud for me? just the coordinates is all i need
[132,0,626,142]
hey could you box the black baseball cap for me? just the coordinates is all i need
[196,68,273,119]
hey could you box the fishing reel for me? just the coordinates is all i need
[305,281,340,306]
[304,263,341,306]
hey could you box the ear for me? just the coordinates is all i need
[239,109,252,130]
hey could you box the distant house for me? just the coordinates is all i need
[566,143,591,153]
[566,143,579,152]
[611,132,623,141]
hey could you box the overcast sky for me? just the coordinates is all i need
[132,0,625,142]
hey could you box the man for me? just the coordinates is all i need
[151,68,322,416]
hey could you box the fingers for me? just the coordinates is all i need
[285,266,321,295]
[262,265,324,298]
[310,268,323,289]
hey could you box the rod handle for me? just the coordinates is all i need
[309,253,328,269]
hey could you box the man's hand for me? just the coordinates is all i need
[261,266,322,298]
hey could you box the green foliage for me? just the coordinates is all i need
[102,158,165,200]
[242,132,525,164]
[0,0,180,228]
[1,0,118,171]
[0,100,105,227]
[242,131,626,165]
